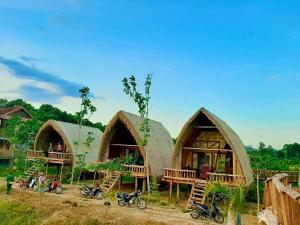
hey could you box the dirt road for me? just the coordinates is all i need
[0,179,257,225]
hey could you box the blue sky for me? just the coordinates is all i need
[0,0,300,148]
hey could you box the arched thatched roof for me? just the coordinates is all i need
[99,110,174,177]
[35,120,103,163]
[173,107,253,186]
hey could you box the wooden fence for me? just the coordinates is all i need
[263,173,300,225]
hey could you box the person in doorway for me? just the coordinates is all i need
[57,141,63,152]
[47,142,54,156]
[6,168,15,194]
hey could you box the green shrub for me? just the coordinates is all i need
[159,200,169,206]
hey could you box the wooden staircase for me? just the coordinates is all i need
[100,172,121,194]
[186,179,207,209]
[23,166,39,181]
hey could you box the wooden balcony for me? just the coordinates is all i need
[47,152,72,164]
[163,168,196,184]
[27,150,44,159]
[27,150,72,165]
[206,172,246,186]
[123,164,146,178]
[163,168,246,186]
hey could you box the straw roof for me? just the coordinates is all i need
[99,110,174,177]
[34,120,103,163]
[173,107,253,186]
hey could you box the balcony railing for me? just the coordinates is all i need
[48,152,72,163]
[27,150,72,164]
[27,150,44,159]
[207,172,246,186]
[123,164,146,177]
[163,168,196,184]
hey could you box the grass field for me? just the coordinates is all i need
[0,163,10,178]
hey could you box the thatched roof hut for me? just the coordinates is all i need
[34,120,102,163]
[99,110,174,177]
[172,107,253,186]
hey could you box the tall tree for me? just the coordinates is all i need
[122,74,152,191]
[70,87,96,184]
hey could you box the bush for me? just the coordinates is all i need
[245,181,264,203]
[159,200,169,206]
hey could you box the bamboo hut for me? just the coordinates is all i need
[163,107,253,203]
[27,120,103,178]
[98,110,174,183]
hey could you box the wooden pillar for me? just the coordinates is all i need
[176,183,180,200]
[135,177,138,191]
[118,176,121,190]
[142,177,146,193]
[169,180,173,201]
[93,171,97,186]
[60,163,64,182]
[45,163,49,177]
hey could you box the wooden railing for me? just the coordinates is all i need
[254,169,299,182]
[163,168,196,184]
[263,173,300,225]
[27,150,44,159]
[123,164,146,177]
[48,152,72,162]
[207,172,246,186]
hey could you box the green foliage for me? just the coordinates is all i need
[31,158,46,172]
[122,74,152,146]
[71,87,97,184]
[245,181,264,203]
[85,157,131,174]
[247,142,300,171]
[148,176,160,197]
[204,182,245,219]
[0,202,40,225]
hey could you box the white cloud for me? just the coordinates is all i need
[0,66,63,100]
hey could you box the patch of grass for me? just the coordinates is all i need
[159,200,169,206]
[0,202,40,225]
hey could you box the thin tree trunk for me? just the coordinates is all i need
[257,172,260,213]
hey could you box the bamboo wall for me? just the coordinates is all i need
[264,173,300,225]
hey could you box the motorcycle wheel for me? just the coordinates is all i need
[118,200,126,206]
[95,191,104,200]
[137,200,147,209]
[214,213,224,224]
[55,186,63,194]
[190,209,200,219]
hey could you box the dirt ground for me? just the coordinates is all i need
[0,179,257,225]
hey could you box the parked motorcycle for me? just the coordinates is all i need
[80,186,104,199]
[190,201,224,224]
[116,190,147,209]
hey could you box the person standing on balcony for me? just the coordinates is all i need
[57,141,63,152]
[47,142,53,157]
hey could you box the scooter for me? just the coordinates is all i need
[190,201,224,224]
[116,190,147,209]
[80,185,104,199]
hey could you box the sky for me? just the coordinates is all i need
[0,0,299,149]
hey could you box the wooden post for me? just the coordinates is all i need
[135,177,138,191]
[45,163,49,177]
[60,163,64,182]
[142,177,146,193]
[118,176,121,190]
[169,180,173,201]
[176,183,180,200]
